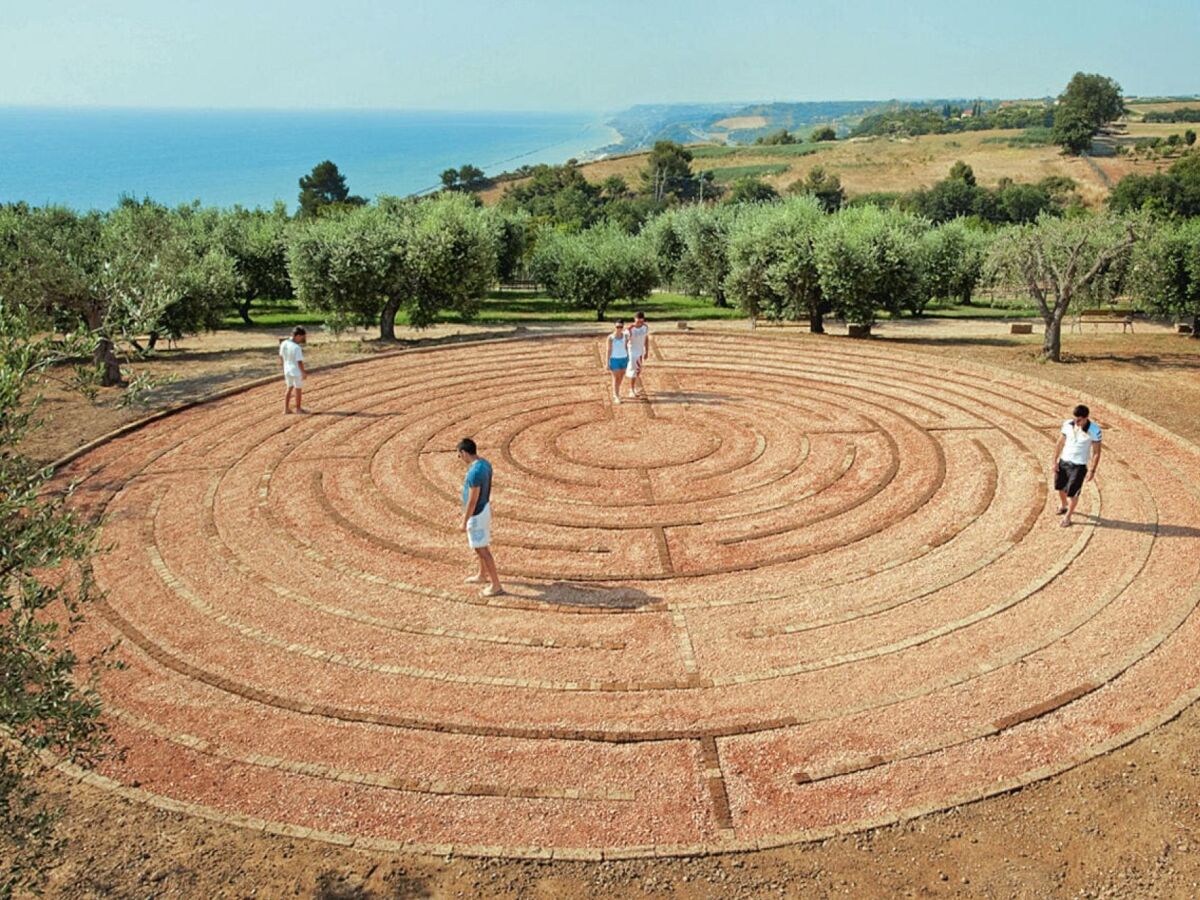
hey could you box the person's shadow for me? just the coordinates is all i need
[1079,515,1200,539]
[509,580,664,610]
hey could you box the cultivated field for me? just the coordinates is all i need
[478,127,1177,208]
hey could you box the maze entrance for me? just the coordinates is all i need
[61,333,1200,858]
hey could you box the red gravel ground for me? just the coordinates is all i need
[51,332,1200,866]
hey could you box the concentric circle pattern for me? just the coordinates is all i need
[60,333,1200,858]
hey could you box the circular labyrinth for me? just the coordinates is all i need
[59,333,1200,859]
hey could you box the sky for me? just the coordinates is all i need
[2,0,1197,111]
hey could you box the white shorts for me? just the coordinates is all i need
[284,370,304,389]
[626,353,644,378]
[466,505,492,549]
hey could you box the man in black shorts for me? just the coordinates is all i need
[1051,404,1103,528]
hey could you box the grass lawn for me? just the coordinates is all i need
[222,292,746,330]
[223,291,1051,332]
[907,299,1040,319]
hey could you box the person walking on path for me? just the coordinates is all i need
[1052,404,1103,528]
[458,437,503,596]
[605,320,630,404]
[279,326,309,414]
[626,311,650,399]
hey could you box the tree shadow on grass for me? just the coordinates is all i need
[509,580,664,610]
[142,366,275,404]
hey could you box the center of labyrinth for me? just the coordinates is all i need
[60,334,1200,858]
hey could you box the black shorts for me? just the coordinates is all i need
[1055,461,1088,498]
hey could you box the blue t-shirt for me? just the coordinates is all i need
[462,458,492,516]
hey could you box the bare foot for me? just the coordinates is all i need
[464,574,485,584]
[481,585,505,597]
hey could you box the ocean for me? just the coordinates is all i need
[0,107,617,211]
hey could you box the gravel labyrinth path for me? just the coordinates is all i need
[58,333,1200,859]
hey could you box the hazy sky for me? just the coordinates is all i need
[3,0,1197,111]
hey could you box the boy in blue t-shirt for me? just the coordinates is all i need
[457,437,503,596]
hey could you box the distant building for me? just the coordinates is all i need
[960,108,975,118]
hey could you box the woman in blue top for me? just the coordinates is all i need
[605,320,630,404]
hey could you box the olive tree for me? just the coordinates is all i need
[216,204,294,324]
[814,205,924,335]
[287,204,408,339]
[641,209,686,289]
[0,201,232,386]
[125,202,239,351]
[1130,217,1200,337]
[486,207,530,283]
[0,305,110,896]
[288,193,498,338]
[987,212,1138,361]
[673,204,743,307]
[918,218,991,306]
[405,192,499,327]
[530,224,657,320]
[725,196,830,331]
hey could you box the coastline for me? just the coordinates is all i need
[579,122,626,161]
[0,108,621,211]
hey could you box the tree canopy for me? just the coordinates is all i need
[987,212,1138,360]
[1130,217,1200,336]
[725,196,829,331]
[640,141,698,202]
[1052,72,1124,155]
[787,166,845,212]
[724,177,780,205]
[297,160,367,217]
[1109,153,1200,218]
[814,205,925,332]
[529,224,657,320]
[288,194,498,338]
[0,306,110,895]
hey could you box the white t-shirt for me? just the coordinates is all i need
[628,323,648,358]
[1059,419,1101,465]
[279,339,304,377]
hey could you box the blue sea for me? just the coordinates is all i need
[0,108,617,211]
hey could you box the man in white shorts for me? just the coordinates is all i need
[279,326,308,414]
[1051,403,1102,528]
[458,437,503,596]
[626,311,650,399]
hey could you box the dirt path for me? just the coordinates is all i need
[32,322,1200,899]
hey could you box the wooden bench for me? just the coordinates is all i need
[1070,309,1136,333]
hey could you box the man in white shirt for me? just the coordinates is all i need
[279,326,309,414]
[625,311,650,399]
[1051,403,1102,528]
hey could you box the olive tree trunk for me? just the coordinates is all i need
[379,297,401,341]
